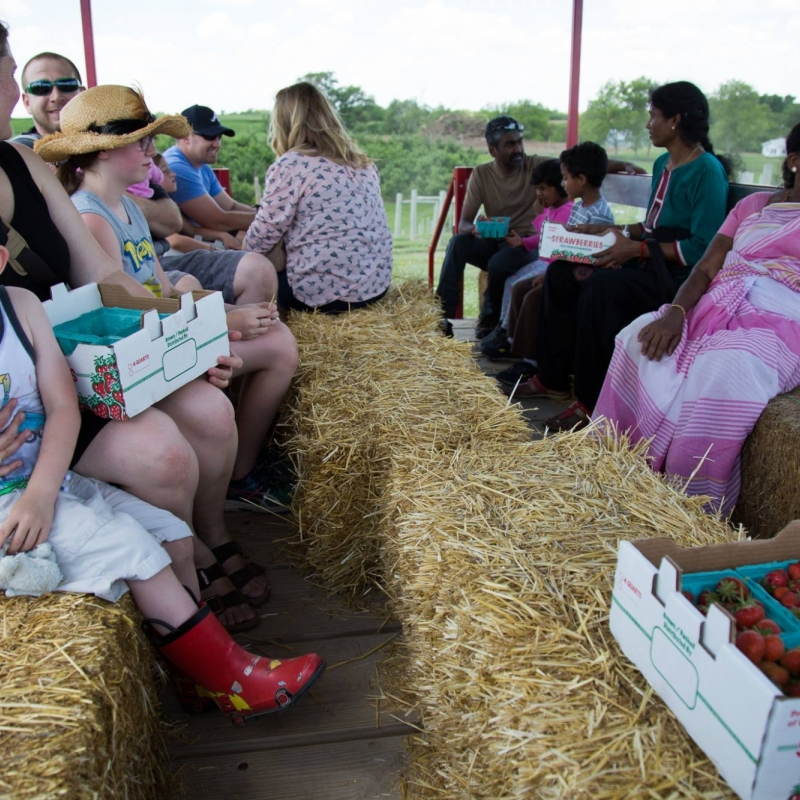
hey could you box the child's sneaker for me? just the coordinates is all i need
[255,443,295,487]
[226,472,292,513]
[493,361,537,387]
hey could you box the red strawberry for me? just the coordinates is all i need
[716,576,749,604]
[775,586,792,601]
[779,648,800,677]
[734,600,765,629]
[112,389,124,405]
[763,569,789,593]
[108,404,125,421]
[92,379,106,397]
[104,371,118,393]
[761,661,790,689]
[736,630,765,664]
[784,681,800,698]
[681,590,695,603]
[788,562,800,581]
[94,403,110,419]
[781,591,800,609]
[755,619,782,636]
[763,634,786,662]
[697,589,718,608]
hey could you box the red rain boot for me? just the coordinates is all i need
[144,603,325,726]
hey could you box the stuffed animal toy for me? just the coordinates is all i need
[0,542,63,597]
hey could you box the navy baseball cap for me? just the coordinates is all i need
[180,105,235,137]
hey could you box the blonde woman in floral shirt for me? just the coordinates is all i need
[244,82,392,313]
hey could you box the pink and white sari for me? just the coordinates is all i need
[594,194,800,514]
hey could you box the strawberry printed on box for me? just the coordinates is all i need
[44,283,229,419]
[539,222,617,264]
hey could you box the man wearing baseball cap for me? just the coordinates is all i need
[163,104,256,250]
[436,115,644,339]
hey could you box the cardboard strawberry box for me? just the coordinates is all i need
[538,222,616,264]
[44,282,229,420]
[610,522,800,800]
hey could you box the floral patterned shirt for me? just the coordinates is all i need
[244,152,393,307]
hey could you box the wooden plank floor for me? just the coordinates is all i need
[164,512,416,800]
[451,317,571,437]
[164,319,560,799]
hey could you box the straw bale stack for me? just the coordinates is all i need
[0,592,167,799]
[382,430,739,798]
[285,283,530,598]
[735,386,800,539]
[284,281,741,797]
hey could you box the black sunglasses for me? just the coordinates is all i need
[488,120,524,134]
[197,133,222,142]
[25,78,81,97]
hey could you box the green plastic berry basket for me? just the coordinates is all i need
[475,216,510,239]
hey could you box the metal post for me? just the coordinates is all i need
[79,0,98,87]
[410,189,418,241]
[566,0,583,147]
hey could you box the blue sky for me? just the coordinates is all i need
[6,0,800,117]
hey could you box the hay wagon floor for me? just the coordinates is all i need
[164,320,559,799]
[450,318,570,435]
[162,510,416,799]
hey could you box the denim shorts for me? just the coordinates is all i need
[160,250,245,304]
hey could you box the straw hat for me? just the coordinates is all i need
[34,85,192,163]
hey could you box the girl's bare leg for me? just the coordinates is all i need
[128,566,198,635]
[154,381,269,602]
[230,321,298,480]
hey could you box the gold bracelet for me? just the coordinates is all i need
[669,303,686,321]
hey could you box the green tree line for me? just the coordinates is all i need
[581,77,800,156]
[212,72,800,203]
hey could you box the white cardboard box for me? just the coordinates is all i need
[539,222,616,263]
[44,283,229,419]
[610,523,800,800]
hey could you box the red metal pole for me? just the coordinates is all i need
[566,0,583,147]
[80,0,98,87]
[428,176,454,288]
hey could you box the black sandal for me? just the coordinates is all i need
[196,563,260,633]
[210,541,271,606]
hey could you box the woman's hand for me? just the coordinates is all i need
[530,273,546,291]
[206,331,244,389]
[637,307,685,361]
[0,489,55,554]
[218,232,242,251]
[591,229,640,270]
[225,303,279,340]
[505,229,523,248]
[0,399,30,478]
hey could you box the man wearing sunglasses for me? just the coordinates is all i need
[163,105,258,253]
[11,52,84,149]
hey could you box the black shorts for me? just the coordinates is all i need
[70,409,111,469]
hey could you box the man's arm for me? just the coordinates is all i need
[213,189,256,213]
[126,191,182,238]
[178,192,256,232]
[179,215,242,250]
[608,158,647,175]
[457,171,482,234]
[458,198,481,234]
